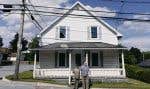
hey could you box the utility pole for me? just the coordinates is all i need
[14,0,25,79]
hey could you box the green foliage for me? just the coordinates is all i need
[144,52,150,60]
[124,49,137,65]
[125,64,150,83]
[28,37,39,48]
[9,33,28,53]
[124,47,143,64]
[130,47,142,63]
[18,70,33,79]
[0,60,13,66]
[24,37,39,61]
[0,35,3,47]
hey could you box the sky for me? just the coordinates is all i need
[0,0,150,51]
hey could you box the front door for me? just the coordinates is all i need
[75,53,81,66]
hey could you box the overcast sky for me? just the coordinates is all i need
[0,0,150,51]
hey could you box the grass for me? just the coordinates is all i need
[92,78,150,89]
[6,70,150,89]
[6,70,65,85]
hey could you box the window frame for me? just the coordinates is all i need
[59,26,66,38]
[57,26,69,40]
[91,26,98,38]
[88,26,101,40]
[57,51,68,67]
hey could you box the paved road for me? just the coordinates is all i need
[0,64,33,78]
[0,80,71,89]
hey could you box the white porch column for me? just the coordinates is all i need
[33,52,37,78]
[85,52,88,65]
[68,51,72,85]
[121,50,126,77]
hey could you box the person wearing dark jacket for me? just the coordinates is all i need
[73,66,80,89]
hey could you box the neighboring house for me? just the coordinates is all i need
[8,53,25,62]
[8,53,17,61]
[0,47,10,64]
[31,1,126,84]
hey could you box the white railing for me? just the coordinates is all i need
[89,68,124,78]
[34,68,125,78]
[34,68,70,78]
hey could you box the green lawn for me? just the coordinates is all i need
[6,70,150,89]
[92,78,150,89]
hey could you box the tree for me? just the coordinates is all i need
[24,37,39,61]
[124,50,137,65]
[28,37,39,48]
[9,33,28,53]
[0,36,3,47]
[130,47,142,63]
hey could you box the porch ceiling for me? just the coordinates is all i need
[30,42,127,51]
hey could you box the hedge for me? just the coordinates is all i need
[125,64,150,83]
[0,60,13,66]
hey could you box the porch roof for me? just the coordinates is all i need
[30,42,127,51]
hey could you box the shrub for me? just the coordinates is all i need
[0,60,13,66]
[125,64,150,83]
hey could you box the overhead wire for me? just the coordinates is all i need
[0,9,150,22]
[27,0,47,25]
[24,4,150,16]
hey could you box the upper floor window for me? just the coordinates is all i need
[56,26,69,40]
[59,26,66,38]
[88,26,100,39]
[91,26,97,38]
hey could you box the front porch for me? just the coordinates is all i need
[31,42,126,84]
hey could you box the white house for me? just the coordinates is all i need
[31,1,126,84]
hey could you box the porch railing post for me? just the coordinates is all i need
[85,51,88,65]
[68,51,72,85]
[121,50,126,77]
[33,52,37,78]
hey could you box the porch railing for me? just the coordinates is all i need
[34,68,125,78]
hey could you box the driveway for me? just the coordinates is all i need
[0,64,33,78]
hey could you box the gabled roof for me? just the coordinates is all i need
[39,1,123,37]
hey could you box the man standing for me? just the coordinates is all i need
[73,66,80,89]
[80,62,89,89]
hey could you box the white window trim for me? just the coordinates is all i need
[88,26,101,40]
[56,26,69,40]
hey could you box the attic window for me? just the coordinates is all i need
[91,26,98,38]
[59,26,66,38]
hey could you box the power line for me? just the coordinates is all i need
[1,10,150,22]
[1,4,150,16]
[25,4,150,16]
[101,0,150,4]
[27,0,47,25]
[25,9,150,22]
[25,13,42,31]
[25,7,43,30]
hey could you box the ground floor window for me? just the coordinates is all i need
[91,52,99,66]
[58,53,66,67]
[75,53,81,66]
